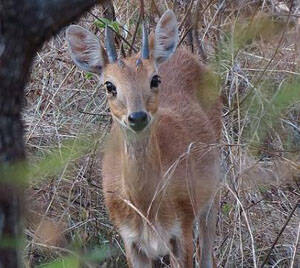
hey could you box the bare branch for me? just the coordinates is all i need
[261,199,300,267]
[0,0,99,266]
[27,0,97,46]
[128,0,145,56]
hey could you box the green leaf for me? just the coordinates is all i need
[222,203,232,216]
[111,21,120,33]
[28,137,93,182]
[94,18,120,34]
[246,77,300,147]
[85,72,93,80]
[84,245,113,262]
[39,256,80,268]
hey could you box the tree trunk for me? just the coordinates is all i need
[0,0,98,266]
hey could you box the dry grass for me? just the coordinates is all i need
[24,0,300,267]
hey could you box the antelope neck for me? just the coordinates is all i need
[121,126,162,213]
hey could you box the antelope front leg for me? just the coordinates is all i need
[170,226,193,268]
[124,242,152,268]
[169,237,183,268]
[198,203,217,268]
[183,227,194,268]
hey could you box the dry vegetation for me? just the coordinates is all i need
[24,0,300,267]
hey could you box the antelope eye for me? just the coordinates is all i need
[104,81,117,97]
[150,75,161,89]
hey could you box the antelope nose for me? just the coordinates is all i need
[128,111,148,132]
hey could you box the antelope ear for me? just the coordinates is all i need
[66,25,106,74]
[153,10,178,65]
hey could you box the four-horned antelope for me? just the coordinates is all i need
[67,10,221,268]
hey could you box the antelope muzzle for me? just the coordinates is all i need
[128,111,149,132]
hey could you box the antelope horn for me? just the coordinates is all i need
[141,23,149,59]
[105,26,117,63]
[117,44,125,68]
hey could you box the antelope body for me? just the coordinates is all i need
[67,10,221,268]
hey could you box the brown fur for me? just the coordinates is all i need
[102,48,221,267]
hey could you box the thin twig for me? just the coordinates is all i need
[261,199,300,267]
[226,184,258,268]
[192,0,208,61]
[150,0,161,17]
[101,0,116,21]
[290,214,300,268]
[77,106,110,118]
[128,0,144,56]
[178,0,194,30]
[178,0,216,47]
[178,0,195,52]
[88,11,137,52]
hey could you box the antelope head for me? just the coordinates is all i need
[66,10,178,133]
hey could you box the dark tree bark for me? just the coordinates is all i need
[0,0,98,266]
